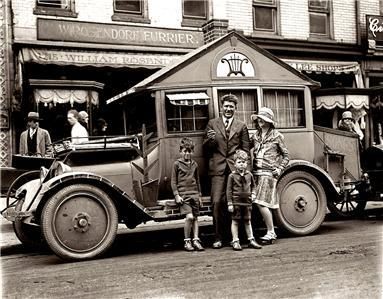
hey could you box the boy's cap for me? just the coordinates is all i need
[342,111,353,120]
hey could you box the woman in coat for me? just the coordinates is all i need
[251,107,289,244]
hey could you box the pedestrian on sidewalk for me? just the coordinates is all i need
[251,107,289,244]
[227,150,262,251]
[171,137,204,252]
[19,111,52,157]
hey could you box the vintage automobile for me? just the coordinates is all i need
[2,32,381,261]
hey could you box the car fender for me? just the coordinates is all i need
[281,159,339,198]
[30,171,153,226]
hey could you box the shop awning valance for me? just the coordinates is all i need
[167,92,210,106]
[315,94,369,109]
[34,89,99,106]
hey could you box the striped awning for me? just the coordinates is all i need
[167,92,210,106]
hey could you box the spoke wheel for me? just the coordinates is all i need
[42,184,118,261]
[327,192,367,218]
[275,171,327,236]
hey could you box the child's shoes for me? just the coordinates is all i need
[248,238,262,249]
[192,238,204,251]
[184,239,194,251]
[232,240,242,251]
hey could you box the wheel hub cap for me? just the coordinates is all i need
[73,212,91,233]
[294,196,308,212]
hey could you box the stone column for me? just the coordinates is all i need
[0,0,13,167]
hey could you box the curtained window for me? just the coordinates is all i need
[218,90,258,129]
[263,89,305,128]
[166,93,209,133]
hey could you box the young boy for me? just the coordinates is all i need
[171,138,204,252]
[227,150,262,250]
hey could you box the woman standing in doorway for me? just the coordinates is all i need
[251,107,289,244]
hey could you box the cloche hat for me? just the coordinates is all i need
[251,107,275,124]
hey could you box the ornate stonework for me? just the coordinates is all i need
[0,1,11,167]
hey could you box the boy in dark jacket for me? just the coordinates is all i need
[227,150,262,251]
[171,138,204,252]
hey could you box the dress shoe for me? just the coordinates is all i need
[248,238,262,249]
[192,238,204,251]
[212,240,223,249]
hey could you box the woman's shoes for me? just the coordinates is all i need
[192,238,205,251]
[248,238,262,249]
[184,239,194,251]
[260,231,277,245]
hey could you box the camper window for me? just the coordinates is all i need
[217,90,258,129]
[166,96,209,133]
[262,89,305,128]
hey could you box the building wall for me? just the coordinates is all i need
[0,0,13,167]
[12,0,190,42]
[222,0,362,45]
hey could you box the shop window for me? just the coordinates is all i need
[217,90,258,129]
[112,0,150,23]
[166,93,209,133]
[252,0,278,34]
[34,0,77,17]
[263,89,305,128]
[309,0,332,38]
[182,0,208,27]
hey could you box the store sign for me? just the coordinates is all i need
[283,59,360,74]
[21,48,180,68]
[367,15,383,41]
[37,19,204,49]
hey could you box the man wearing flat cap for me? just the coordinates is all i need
[19,112,52,156]
[203,94,250,248]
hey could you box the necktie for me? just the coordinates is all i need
[225,119,230,138]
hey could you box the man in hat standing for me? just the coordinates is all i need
[19,111,52,156]
[203,94,250,249]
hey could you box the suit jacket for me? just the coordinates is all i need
[203,117,250,176]
[19,127,52,156]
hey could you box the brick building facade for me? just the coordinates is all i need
[1,0,382,167]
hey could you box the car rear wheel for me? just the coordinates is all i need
[327,193,367,218]
[275,171,327,236]
[41,184,118,261]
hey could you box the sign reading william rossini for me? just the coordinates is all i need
[367,15,383,42]
[37,19,204,49]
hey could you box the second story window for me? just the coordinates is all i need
[34,0,77,17]
[182,0,208,27]
[253,0,278,33]
[113,0,150,23]
[309,0,332,38]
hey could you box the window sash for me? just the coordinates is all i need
[183,0,207,19]
[166,102,209,133]
[309,0,329,10]
[114,0,143,15]
[36,0,70,9]
[218,90,258,129]
[253,0,277,32]
[262,90,305,128]
[309,12,329,35]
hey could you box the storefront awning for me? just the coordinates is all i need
[166,92,210,106]
[314,88,370,109]
[34,89,99,107]
[283,59,364,88]
[20,48,181,69]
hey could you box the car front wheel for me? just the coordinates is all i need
[41,184,118,261]
[274,171,327,236]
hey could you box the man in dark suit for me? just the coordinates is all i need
[203,94,250,248]
[19,111,52,156]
